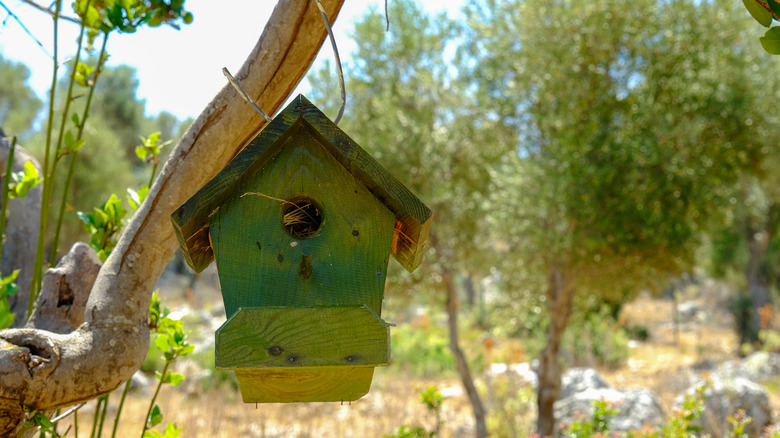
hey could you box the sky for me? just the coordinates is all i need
[0,0,462,121]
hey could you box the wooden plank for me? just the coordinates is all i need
[294,97,433,272]
[215,306,390,369]
[234,367,375,403]
[209,129,395,318]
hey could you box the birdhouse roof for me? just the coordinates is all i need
[171,94,432,274]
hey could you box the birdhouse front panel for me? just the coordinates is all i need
[209,124,396,319]
[171,95,433,404]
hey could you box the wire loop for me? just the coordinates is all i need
[314,0,346,125]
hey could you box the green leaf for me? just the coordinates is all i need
[71,113,80,127]
[162,371,185,386]
[63,130,86,153]
[9,161,43,199]
[744,0,774,27]
[127,185,149,210]
[149,404,163,427]
[769,0,780,19]
[135,145,148,161]
[162,422,183,438]
[154,334,169,352]
[760,26,780,54]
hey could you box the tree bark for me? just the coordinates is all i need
[0,138,42,325]
[536,263,575,437]
[443,269,488,438]
[746,229,772,345]
[0,0,344,433]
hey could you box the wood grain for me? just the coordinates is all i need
[215,306,390,369]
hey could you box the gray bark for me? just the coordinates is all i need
[0,0,344,434]
[536,263,575,437]
[444,270,487,438]
[0,138,41,325]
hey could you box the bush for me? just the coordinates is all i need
[390,322,455,378]
[562,305,631,368]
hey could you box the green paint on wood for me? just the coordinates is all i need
[168,94,433,404]
[215,306,390,369]
[234,367,375,403]
[209,128,395,318]
[171,95,432,275]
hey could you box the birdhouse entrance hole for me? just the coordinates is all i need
[281,195,323,238]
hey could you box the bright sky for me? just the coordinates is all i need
[0,1,462,121]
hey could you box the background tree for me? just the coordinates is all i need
[460,0,774,434]
[0,55,42,138]
[308,2,507,436]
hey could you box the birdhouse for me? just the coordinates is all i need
[171,95,431,403]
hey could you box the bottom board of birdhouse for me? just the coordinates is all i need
[234,367,376,403]
[215,305,391,403]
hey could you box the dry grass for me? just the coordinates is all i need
[602,294,740,409]
[57,374,474,437]
[53,276,780,437]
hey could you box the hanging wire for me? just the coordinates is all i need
[222,0,346,125]
[314,0,346,125]
[222,67,273,122]
[385,0,390,31]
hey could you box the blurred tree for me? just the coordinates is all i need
[308,1,505,436]
[90,64,147,162]
[460,0,773,434]
[26,62,184,260]
[0,55,42,138]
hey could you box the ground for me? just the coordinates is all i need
[53,273,776,437]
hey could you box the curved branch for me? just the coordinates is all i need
[0,0,344,433]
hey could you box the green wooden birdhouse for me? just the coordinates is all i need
[171,95,431,403]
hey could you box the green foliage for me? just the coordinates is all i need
[389,323,454,378]
[143,422,182,438]
[565,399,619,438]
[77,193,127,262]
[127,185,149,211]
[8,161,43,199]
[384,386,443,438]
[0,270,19,329]
[136,131,172,186]
[135,131,171,163]
[742,0,780,54]
[20,409,62,438]
[483,373,536,436]
[561,382,715,438]
[142,292,193,437]
[153,317,195,362]
[73,0,193,37]
[0,55,42,138]
[1,72,38,135]
[563,304,631,368]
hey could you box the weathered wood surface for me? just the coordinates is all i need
[209,126,395,318]
[215,306,390,369]
[0,1,344,434]
[234,367,375,403]
[172,95,432,275]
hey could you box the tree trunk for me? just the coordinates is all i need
[536,263,575,437]
[746,229,772,345]
[443,269,488,438]
[0,0,344,433]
